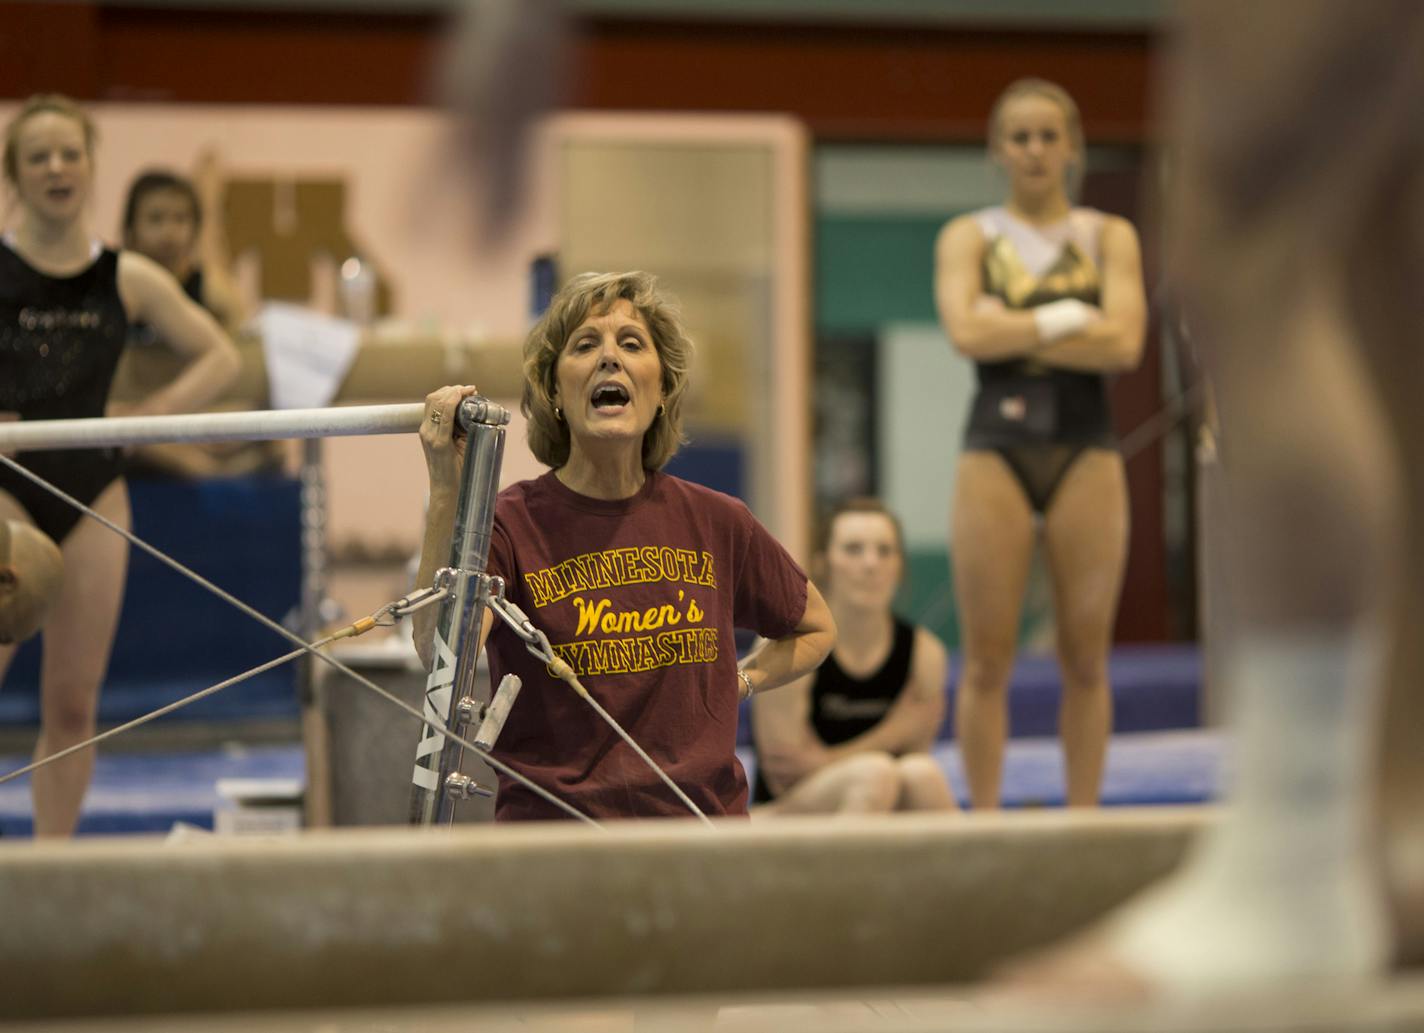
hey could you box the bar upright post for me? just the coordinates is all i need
[408,397,509,825]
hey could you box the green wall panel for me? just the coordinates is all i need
[815,213,964,333]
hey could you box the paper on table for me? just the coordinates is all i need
[258,302,361,410]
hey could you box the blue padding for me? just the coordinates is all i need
[942,643,1203,739]
[0,743,305,837]
[735,643,1201,747]
[0,475,302,726]
[663,438,743,500]
[737,728,1224,810]
[0,731,1220,836]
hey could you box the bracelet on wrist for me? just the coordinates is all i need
[737,668,754,701]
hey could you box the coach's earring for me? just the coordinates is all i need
[657,402,666,417]
[554,406,563,421]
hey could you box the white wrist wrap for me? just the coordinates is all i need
[1032,298,1096,344]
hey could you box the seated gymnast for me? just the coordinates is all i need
[0,95,241,836]
[750,497,958,815]
[414,271,835,821]
[935,78,1147,808]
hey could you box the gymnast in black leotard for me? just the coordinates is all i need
[0,95,240,837]
[933,79,1147,809]
[0,240,129,544]
[751,498,957,815]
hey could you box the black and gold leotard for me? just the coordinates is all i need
[963,205,1116,513]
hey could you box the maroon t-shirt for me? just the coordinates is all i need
[484,470,808,821]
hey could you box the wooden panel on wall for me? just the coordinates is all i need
[553,113,812,555]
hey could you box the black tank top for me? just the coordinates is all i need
[0,242,128,420]
[753,618,916,802]
[182,267,204,306]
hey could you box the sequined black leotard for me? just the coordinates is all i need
[0,241,129,543]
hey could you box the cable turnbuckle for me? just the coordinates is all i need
[368,579,453,627]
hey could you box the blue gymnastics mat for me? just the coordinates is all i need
[736,643,1203,748]
[738,728,1225,812]
[0,743,305,838]
[0,729,1222,837]
[944,644,1204,738]
[0,475,303,727]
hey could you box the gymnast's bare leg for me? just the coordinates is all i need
[1338,36,1424,971]
[31,483,131,837]
[1000,0,1423,994]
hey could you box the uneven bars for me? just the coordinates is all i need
[0,403,427,452]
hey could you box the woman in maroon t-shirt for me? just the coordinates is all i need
[414,271,835,821]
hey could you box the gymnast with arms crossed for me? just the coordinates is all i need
[934,78,1147,809]
[0,95,241,837]
[751,497,957,815]
[414,271,835,821]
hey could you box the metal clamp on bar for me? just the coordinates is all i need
[457,396,512,430]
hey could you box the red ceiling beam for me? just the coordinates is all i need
[2,7,1159,143]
